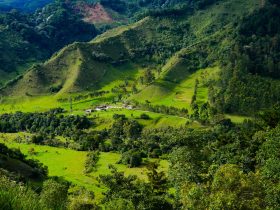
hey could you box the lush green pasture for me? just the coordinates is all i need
[131,67,219,110]
[0,95,188,128]
[92,108,188,129]
[0,136,168,201]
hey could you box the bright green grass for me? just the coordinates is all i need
[0,95,102,114]
[0,94,188,128]
[226,114,252,124]
[0,137,168,201]
[0,96,61,114]
[98,63,141,92]
[132,67,220,110]
[89,108,188,129]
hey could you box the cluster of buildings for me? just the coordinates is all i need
[85,104,133,115]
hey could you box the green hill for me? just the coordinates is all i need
[2,0,280,115]
[1,0,263,112]
[0,1,98,86]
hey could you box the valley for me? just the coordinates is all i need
[0,0,280,209]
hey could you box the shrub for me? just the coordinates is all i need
[40,179,69,210]
[0,175,45,210]
[84,151,100,174]
[119,150,143,168]
[140,113,150,120]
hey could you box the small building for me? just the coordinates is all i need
[123,104,133,110]
[95,105,108,111]
[85,109,93,114]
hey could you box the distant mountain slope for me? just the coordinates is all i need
[0,0,52,12]
[0,0,258,97]
[2,0,280,115]
[0,1,98,85]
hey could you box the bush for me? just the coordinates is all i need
[40,179,69,210]
[0,175,45,210]
[31,134,44,144]
[119,150,143,168]
[140,113,150,120]
[84,151,100,174]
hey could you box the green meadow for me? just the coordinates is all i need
[0,136,168,201]
[131,67,220,110]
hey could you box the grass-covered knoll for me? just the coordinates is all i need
[1,0,259,98]
[0,15,164,96]
[0,0,261,124]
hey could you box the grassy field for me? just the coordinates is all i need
[131,67,220,110]
[0,94,189,128]
[0,136,168,201]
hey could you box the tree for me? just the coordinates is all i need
[143,69,155,84]
[40,179,69,210]
[84,151,100,174]
[104,199,135,210]
[209,164,264,210]
[119,150,143,168]
[123,120,143,140]
[147,162,168,195]
[99,165,173,209]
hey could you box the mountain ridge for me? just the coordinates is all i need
[0,0,260,104]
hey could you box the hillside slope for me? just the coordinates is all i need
[3,0,257,98]
[4,0,278,116]
[0,0,52,12]
[0,1,98,86]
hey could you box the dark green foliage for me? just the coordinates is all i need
[77,132,107,151]
[40,179,69,210]
[119,150,143,168]
[165,106,280,209]
[0,143,48,180]
[211,4,280,114]
[0,1,98,75]
[147,162,168,195]
[33,2,98,53]
[0,175,46,210]
[140,113,150,119]
[100,0,127,13]
[257,104,280,128]
[110,115,143,150]
[143,69,155,84]
[0,111,92,136]
[0,110,107,151]
[0,0,52,12]
[99,165,173,210]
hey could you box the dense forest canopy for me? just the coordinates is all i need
[0,0,52,12]
[0,0,97,77]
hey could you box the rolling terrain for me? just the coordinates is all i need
[0,0,280,209]
[1,0,260,111]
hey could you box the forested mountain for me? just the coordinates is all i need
[3,0,279,115]
[0,1,98,85]
[0,0,52,12]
